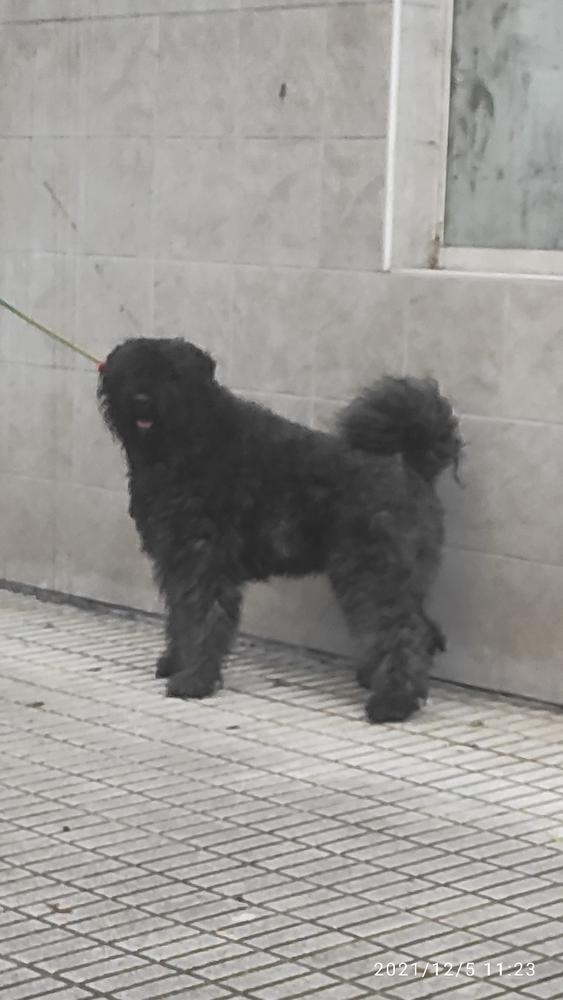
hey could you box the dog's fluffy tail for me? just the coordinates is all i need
[337,377,462,482]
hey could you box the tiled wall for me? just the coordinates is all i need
[0,0,562,705]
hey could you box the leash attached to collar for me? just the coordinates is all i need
[0,295,103,369]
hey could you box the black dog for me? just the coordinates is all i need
[98,338,461,723]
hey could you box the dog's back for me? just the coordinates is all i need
[225,393,348,580]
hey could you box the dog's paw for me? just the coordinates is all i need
[365,689,421,724]
[155,652,176,678]
[166,671,218,700]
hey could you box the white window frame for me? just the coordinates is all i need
[386,0,563,278]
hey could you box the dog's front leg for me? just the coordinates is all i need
[160,568,241,700]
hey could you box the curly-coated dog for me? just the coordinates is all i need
[98,338,461,723]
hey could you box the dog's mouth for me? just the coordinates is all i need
[132,393,155,433]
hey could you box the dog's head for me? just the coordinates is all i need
[97,338,217,454]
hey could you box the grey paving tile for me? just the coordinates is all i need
[0,978,74,1000]
[164,988,229,999]
[249,970,338,998]
[0,969,40,991]
[182,949,279,980]
[113,976,200,999]
[0,592,561,1000]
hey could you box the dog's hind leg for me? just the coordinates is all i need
[350,607,431,722]
[329,557,432,723]
[161,569,242,700]
[362,612,432,723]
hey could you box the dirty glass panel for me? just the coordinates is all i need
[445,0,563,251]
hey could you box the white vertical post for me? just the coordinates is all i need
[383,0,403,272]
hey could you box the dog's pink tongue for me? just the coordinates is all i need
[136,419,153,430]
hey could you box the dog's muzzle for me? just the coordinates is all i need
[133,393,154,432]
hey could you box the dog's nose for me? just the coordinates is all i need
[134,393,151,405]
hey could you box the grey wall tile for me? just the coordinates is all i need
[81,17,158,136]
[98,0,239,12]
[485,420,563,567]
[242,576,354,659]
[58,368,127,493]
[30,138,81,253]
[153,261,232,378]
[325,5,390,137]
[432,548,563,706]
[0,0,64,17]
[0,25,36,135]
[54,484,157,609]
[0,0,176,15]
[312,271,404,400]
[405,275,509,416]
[76,255,153,369]
[231,267,316,394]
[157,14,238,137]
[238,10,326,138]
[443,417,563,567]
[0,475,56,589]
[236,139,321,267]
[0,139,33,252]
[320,139,385,270]
[0,362,7,472]
[154,138,235,261]
[0,20,78,139]
[0,255,40,365]
[501,281,563,423]
[0,138,79,254]
[3,363,59,480]
[438,418,495,555]
[81,138,154,257]
[27,253,78,369]
[239,0,387,9]
[0,393,6,555]
[33,21,82,136]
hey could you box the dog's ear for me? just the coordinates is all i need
[172,340,217,382]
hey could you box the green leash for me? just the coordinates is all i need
[0,295,101,367]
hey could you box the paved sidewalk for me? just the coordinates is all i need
[0,590,562,1000]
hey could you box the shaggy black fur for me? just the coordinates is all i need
[98,338,462,723]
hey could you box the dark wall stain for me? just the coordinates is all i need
[492,1,509,30]
[468,78,495,117]
[42,181,78,232]
[428,233,441,270]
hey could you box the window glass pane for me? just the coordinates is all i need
[445,0,563,251]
